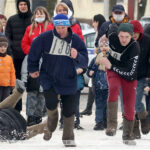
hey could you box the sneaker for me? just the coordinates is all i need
[80,110,92,116]
[93,121,104,130]
[27,116,37,126]
[36,116,42,124]
[16,79,25,93]
[74,124,84,130]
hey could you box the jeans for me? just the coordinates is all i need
[135,78,146,113]
[95,89,108,123]
[26,91,45,117]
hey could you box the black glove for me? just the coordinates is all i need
[26,76,40,92]
[106,23,118,38]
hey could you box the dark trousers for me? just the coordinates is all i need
[145,93,150,119]
[60,90,81,125]
[85,87,95,111]
[74,90,81,125]
[0,87,11,102]
[44,88,76,117]
[13,58,24,112]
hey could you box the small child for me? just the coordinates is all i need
[87,37,109,130]
[0,36,16,102]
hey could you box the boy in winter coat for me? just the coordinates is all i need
[100,23,140,145]
[0,36,16,102]
[87,38,109,130]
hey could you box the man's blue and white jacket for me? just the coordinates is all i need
[28,28,88,95]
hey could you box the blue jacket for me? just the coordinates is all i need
[28,28,88,95]
[87,57,108,90]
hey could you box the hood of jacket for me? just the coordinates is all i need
[53,2,73,19]
[130,20,143,41]
[16,0,32,18]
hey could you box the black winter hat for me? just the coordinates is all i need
[118,23,133,35]
[17,0,30,10]
[61,0,74,15]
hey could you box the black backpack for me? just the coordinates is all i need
[0,108,27,141]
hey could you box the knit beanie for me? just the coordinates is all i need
[130,20,143,40]
[17,0,30,9]
[118,23,133,34]
[53,14,70,26]
[0,36,8,47]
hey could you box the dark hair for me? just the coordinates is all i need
[93,14,106,30]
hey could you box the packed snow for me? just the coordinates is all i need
[0,91,150,150]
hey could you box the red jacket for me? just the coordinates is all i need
[21,23,53,54]
[51,23,85,42]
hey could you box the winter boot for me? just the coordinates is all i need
[106,101,118,136]
[27,116,37,126]
[36,116,42,124]
[93,121,104,130]
[137,110,150,134]
[80,87,94,116]
[26,120,47,139]
[133,119,141,139]
[122,118,136,145]
[62,115,76,147]
[43,108,58,141]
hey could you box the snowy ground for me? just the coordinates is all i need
[1,88,150,150]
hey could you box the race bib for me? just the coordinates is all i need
[109,48,122,61]
[49,36,71,57]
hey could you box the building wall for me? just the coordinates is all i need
[3,0,150,20]
[4,0,17,18]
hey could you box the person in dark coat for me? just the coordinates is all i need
[5,0,32,112]
[80,14,106,117]
[93,14,106,48]
[98,4,129,42]
[129,20,150,139]
[27,14,88,147]
[100,23,140,145]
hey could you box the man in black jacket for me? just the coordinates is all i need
[5,0,32,113]
[130,20,150,139]
[100,23,140,145]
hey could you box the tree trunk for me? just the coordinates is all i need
[137,0,147,20]
[46,0,57,17]
[109,0,117,16]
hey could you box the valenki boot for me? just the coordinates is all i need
[26,120,47,139]
[137,110,150,134]
[62,115,76,147]
[106,101,118,136]
[43,108,58,141]
[122,118,136,145]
